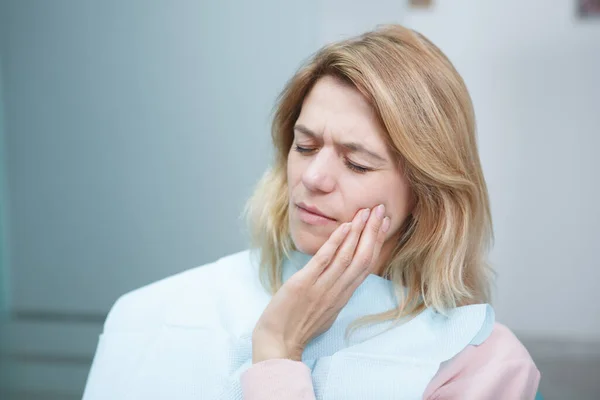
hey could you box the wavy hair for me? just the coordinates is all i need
[244,24,494,323]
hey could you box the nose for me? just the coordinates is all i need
[301,148,336,193]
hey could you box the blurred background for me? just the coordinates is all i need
[0,0,598,399]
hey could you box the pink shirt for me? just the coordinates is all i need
[241,323,540,399]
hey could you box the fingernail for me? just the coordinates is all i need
[361,208,370,222]
[382,217,391,233]
[342,223,351,234]
[376,204,385,218]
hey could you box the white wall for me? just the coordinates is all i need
[0,40,16,395]
[0,51,8,316]
[405,0,600,340]
[317,0,405,44]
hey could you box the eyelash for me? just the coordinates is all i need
[294,145,371,174]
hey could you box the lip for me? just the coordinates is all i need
[296,203,337,226]
[297,203,334,219]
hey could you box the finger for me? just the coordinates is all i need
[341,204,388,289]
[318,208,371,288]
[302,221,352,282]
[348,214,390,295]
[371,216,391,270]
[336,216,390,307]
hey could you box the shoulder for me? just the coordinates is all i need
[424,322,540,398]
[476,323,534,361]
[447,322,536,371]
[103,249,257,333]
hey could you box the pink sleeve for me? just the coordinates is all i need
[423,323,541,399]
[241,358,316,400]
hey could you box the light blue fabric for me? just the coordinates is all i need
[83,249,495,399]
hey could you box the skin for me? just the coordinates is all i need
[252,76,414,363]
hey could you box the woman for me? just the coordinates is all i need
[83,25,540,399]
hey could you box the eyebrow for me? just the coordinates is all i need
[293,124,388,164]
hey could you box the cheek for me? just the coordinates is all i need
[337,175,373,213]
[385,185,413,233]
[287,153,303,188]
[339,174,394,210]
[343,173,411,225]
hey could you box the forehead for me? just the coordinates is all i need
[297,76,388,147]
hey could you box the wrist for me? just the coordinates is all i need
[252,335,303,364]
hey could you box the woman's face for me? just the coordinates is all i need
[287,76,413,266]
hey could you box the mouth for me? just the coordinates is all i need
[296,203,337,226]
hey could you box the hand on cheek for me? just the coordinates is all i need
[252,204,391,363]
[350,205,391,232]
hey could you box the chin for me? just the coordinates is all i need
[290,229,326,256]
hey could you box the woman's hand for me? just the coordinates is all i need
[252,204,391,363]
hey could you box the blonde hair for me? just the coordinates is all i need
[244,24,494,324]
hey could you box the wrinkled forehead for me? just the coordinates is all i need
[296,76,392,153]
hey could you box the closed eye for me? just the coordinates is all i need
[294,145,314,154]
[294,145,372,174]
[344,160,370,173]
